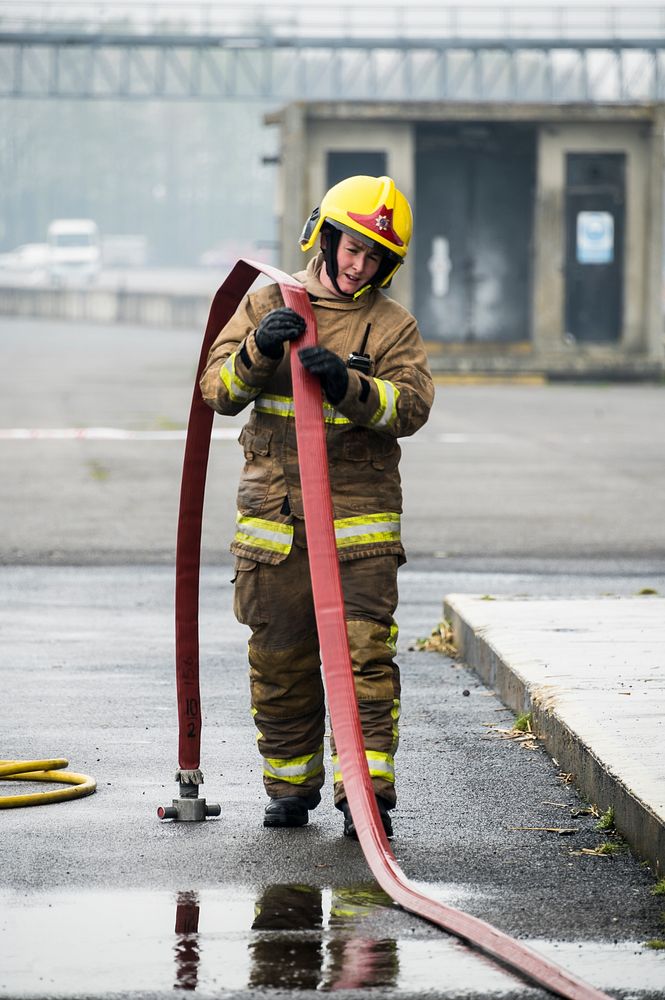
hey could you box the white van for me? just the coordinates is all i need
[47,219,101,285]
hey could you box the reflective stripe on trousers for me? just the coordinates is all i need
[332,748,395,785]
[263,745,324,785]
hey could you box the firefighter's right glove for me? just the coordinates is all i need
[254,307,306,359]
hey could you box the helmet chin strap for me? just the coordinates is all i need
[321,226,354,298]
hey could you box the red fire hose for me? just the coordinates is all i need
[163,259,611,1000]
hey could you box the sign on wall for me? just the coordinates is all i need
[576,211,614,264]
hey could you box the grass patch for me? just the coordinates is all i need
[651,879,665,896]
[596,841,622,856]
[86,460,110,482]
[513,712,533,733]
[645,939,665,950]
[595,806,615,832]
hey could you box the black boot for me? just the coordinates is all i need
[263,790,321,829]
[338,796,393,839]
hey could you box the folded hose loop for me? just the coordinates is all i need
[174,260,304,775]
[180,260,610,1000]
[0,759,96,808]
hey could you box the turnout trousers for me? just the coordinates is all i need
[233,520,401,807]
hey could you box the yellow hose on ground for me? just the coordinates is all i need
[0,759,96,808]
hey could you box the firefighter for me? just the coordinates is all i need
[200,175,434,837]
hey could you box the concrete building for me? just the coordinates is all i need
[268,102,665,378]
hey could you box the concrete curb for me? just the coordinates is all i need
[443,595,665,878]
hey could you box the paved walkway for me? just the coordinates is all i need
[443,596,665,877]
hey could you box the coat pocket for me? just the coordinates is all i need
[237,426,274,511]
[232,557,268,626]
[341,428,397,471]
[239,424,272,460]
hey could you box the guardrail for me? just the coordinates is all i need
[0,284,210,329]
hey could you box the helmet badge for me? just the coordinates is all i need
[347,204,404,248]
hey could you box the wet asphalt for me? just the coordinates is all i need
[2,564,665,999]
[1,316,665,998]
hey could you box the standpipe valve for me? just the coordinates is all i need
[157,770,221,822]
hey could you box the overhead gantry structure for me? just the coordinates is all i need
[0,2,664,103]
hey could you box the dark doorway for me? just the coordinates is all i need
[564,153,625,343]
[326,151,387,189]
[414,123,536,343]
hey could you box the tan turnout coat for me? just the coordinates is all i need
[200,254,435,565]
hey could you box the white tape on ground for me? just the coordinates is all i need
[0,428,240,441]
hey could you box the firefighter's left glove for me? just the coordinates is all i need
[254,307,306,359]
[298,346,349,405]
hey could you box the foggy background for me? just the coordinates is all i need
[0,98,279,266]
[2,0,661,269]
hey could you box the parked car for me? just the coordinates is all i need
[0,242,50,276]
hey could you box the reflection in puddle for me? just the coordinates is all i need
[249,884,323,990]
[1,884,662,996]
[327,938,399,992]
[248,884,398,991]
[174,891,200,991]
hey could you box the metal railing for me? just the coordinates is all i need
[1,2,663,101]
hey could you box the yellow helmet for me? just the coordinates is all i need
[300,175,412,294]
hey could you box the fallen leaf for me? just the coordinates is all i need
[571,806,599,819]
[412,621,458,657]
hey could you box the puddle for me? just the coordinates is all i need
[0,885,662,996]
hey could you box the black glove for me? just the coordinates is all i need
[298,346,349,405]
[255,307,306,359]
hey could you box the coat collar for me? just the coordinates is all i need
[294,254,378,310]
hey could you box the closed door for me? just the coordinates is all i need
[415,123,535,342]
[564,153,625,343]
[327,151,387,189]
